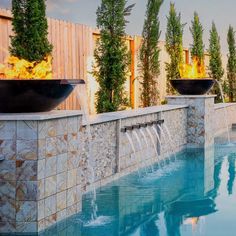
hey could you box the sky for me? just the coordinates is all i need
[0,0,234,55]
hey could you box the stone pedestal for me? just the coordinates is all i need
[0,111,83,233]
[167,95,216,147]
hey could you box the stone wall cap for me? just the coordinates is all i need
[86,105,188,126]
[166,95,217,98]
[0,110,83,121]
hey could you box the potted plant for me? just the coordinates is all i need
[0,0,84,113]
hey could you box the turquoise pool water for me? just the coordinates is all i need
[8,132,236,236]
[37,132,236,236]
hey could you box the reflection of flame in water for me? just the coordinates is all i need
[0,55,52,79]
[179,57,207,79]
[184,216,205,233]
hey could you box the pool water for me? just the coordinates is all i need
[9,132,236,235]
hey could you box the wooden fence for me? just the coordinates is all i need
[0,8,137,112]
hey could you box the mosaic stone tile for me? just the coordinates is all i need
[17,121,38,140]
[16,181,37,201]
[57,153,67,174]
[57,135,68,155]
[45,176,56,197]
[46,137,57,158]
[0,200,16,222]
[0,181,16,201]
[0,121,16,140]
[16,139,37,161]
[56,172,67,192]
[0,139,16,160]
[16,160,37,181]
[56,191,67,211]
[16,201,37,222]
[45,195,56,217]
[0,160,16,181]
[67,169,77,189]
[45,156,57,177]
[16,222,37,233]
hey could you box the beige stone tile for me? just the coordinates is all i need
[17,121,38,140]
[37,179,45,200]
[38,139,46,160]
[38,199,45,221]
[57,153,67,174]
[45,176,56,197]
[67,169,77,189]
[16,181,37,201]
[38,159,45,180]
[16,139,37,161]
[56,172,67,192]
[45,195,56,217]
[16,201,37,222]
[0,161,16,181]
[0,121,16,140]
[46,137,57,158]
[0,140,16,160]
[16,222,37,233]
[57,135,68,155]
[45,156,57,177]
[16,160,37,181]
[56,191,67,212]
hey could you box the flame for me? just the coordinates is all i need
[179,57,206,79]
[0,55,53,79]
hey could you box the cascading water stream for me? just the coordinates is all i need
[76,85,98,221]
[152,126,162,154]
[163,124,177,160]
[125,132,141,178]
[146,127,158,156]
[215,80,231,143]
[157,124,171,161]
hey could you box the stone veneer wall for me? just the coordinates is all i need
[0,106,188,233]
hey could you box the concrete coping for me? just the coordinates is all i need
[87,105,188,126]
[214,103,236,109]
[166,95,217,98]
[0,110,83,121]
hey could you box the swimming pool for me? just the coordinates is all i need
[9,132,236,236]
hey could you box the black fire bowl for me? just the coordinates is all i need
[0,79,85,113]
[170,79,215,95]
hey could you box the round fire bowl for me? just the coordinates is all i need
[170,79,215,95]
[0,79,85,113]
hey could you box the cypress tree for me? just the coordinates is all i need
[10,0,52,62]
[190,12,204,60]
[165,3,185,94]
[209,22,224,102]
[93,0,134,113]
[139,0,163,107]
[227,26,236,102]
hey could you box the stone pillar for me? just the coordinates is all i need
[166,95,216,147]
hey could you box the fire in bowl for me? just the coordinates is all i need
[170,79,215,95]
[0,79,85,113]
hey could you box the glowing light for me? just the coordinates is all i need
[0,55,53,79]
[179,57,207,79]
